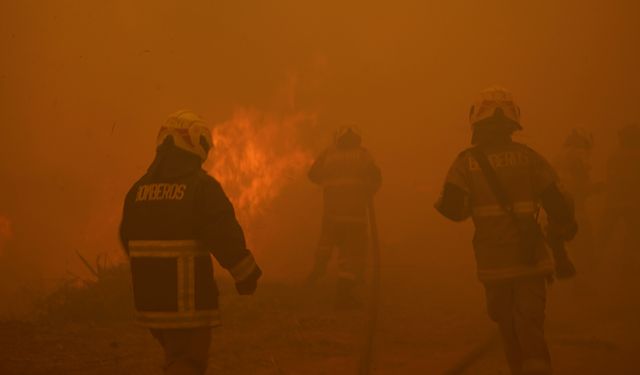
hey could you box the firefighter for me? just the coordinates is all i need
[555,128,596,216]
[553,128,598,274]
[598,124,640,254]
[435,87,577,375]
[307,126,382,308]
[120,110,262,375]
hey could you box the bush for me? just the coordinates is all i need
[37,254,134,322]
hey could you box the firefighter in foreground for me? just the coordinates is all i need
[307,126,381,308]
[435,87,577,375]
[120,110,262,375]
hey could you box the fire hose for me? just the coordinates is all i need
[358,198,381,375]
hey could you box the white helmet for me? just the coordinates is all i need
[157,110,213,161]
[469,86,521,130]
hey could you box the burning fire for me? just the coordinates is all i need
[206,108,315,246]
[0,215,13,255]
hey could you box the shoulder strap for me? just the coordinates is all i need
[469,147,517,219]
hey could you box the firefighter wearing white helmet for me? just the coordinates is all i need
[554,128,599,273]
[307,125,381,308]
[157,110,213,161]
[436,88,577,375]
[120,110,261,375]
[599,123,640,252]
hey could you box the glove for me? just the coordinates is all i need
[551,245,577,279]
[235,267,262,295]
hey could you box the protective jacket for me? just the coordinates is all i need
[437,141,575,282]
[120,146,259,329]
[309,145,381,223]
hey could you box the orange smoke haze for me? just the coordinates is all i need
[0,215,12,255]
[0,0,639,286]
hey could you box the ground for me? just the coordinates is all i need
[1,244,639,374]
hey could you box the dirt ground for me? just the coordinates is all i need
[1,241,639,375]
[5,268,640,375]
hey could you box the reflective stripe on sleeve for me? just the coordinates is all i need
[229,254,258,282]
[472,201,537,217]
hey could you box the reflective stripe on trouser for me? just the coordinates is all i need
[317,219,368,282]
[484,276,551,375]
[129,240,220,329]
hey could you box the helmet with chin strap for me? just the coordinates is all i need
[157,110,213,162]
[469,86,521,131]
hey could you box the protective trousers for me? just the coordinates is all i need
[313,218,368,282]
[150,328,212,375]
[484,276,551,375]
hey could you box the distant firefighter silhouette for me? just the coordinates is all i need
[307,126,382,309]
[553,128,599,277]
[599,124,640,251]
[120,110,262,375]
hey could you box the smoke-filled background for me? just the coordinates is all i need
[1,1,639,374]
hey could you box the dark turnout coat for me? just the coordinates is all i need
[120,146,259,329]
[436,140,576,282]
[308,145,382,223]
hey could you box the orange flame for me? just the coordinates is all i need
[206,108,315,247]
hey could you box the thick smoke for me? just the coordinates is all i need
[0,0,639,303]
[0,215,11,256]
